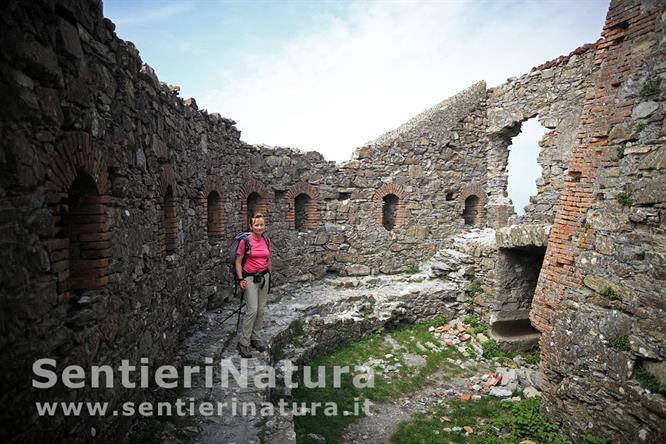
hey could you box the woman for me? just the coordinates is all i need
[235,213,272,358]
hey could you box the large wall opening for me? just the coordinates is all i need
[506,118,546,215]
[382,194,399,231]
[491,245,546,351]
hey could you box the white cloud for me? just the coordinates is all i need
[112,2,194,26]
[198,1,606,162]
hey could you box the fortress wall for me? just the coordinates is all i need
[0,0,333,440]
[531,0,666,441]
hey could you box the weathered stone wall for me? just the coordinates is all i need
[0,1,335,441]
[531,0,666,442]
[325,82,490,275]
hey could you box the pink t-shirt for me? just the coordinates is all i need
[237,236,271,274]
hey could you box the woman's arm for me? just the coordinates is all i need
[235,253,244,280]
[235,253,247,290]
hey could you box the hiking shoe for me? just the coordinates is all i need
[250,339,266,352]
[237,343,252,358]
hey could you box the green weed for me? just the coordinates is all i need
[616,192,633,207]
[469,280,483,294]
[405,265,420,274]
[600,286,620,301]
[608,335,630,351]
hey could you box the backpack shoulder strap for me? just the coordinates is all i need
[241,233,251,255]
[263,233,271,252]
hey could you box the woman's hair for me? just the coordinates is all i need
[250,213,265,225]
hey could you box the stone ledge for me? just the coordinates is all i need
[495,223,552,248]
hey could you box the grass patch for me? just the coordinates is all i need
[390,396,569,444]
[615,192,632,207]
[472,324,488,335]
[608,335,630,351]
[583,434,613,444]
[482,339,502,359]
[640,78,661,98]
[405,265,420,274]
[461,316,488,335]
[523,351,541,365]
[469,280,483,294]
[428,314,449,328]
[480,339,539,365]
[637,365,666,396]
[278,321,472,443]
[600,286,620,301]
[463,316,488,335]
[464,315,479,327]
[616,146,625,160]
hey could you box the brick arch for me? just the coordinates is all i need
[239,179,270,230]
[198,175,226,238]
[47,132,109,195]
[286,182,320,230]
[45,132,111,303]
[459,184,487,227]
[373,183,406,230]
[158,165,178,253]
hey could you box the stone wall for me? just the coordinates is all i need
[328,82,490,274]
[531,0,666,441]
[1,0,663,442]
[0,0,334,441]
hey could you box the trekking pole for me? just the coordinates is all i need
[236,287,244,334]
[219,279,245,329]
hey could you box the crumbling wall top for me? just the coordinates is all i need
[359,80,487,151]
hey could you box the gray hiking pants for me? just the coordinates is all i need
[239,273,270,347]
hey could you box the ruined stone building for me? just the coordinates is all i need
[0,0,664,442]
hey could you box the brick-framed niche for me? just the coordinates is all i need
[459,184,487,227]
[158,165,178,253]
[286,182,320,231]
[239,179,269,230]
[198,175,226,239]
[373,183,406,231]
[45,132,111,303]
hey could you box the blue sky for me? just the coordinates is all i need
[104,0,608,214]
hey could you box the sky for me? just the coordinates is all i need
[103,0,608,214]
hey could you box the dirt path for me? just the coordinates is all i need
[341,366,490,444]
